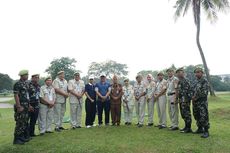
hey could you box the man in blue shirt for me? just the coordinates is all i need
[95,73,111,126]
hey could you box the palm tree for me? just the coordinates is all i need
[173,0,229,96]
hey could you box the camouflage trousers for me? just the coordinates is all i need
[193,99,210,129]
[14,103,29,138]
[179,99,192,126]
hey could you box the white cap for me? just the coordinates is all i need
[89,75,94,80]
[100,73,106,77]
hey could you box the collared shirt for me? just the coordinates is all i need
[122,85,134,105]
[40,84,56,102]
[13,79,30,104]
[52,78,68,103]
[85,83,96,100]
[145,81,156,99]
[167,76,178,95]
[155,79,167,95]
[134,81,146,101]
[29,81,41,103]
[68,79,85,103]
[95,81,111,101]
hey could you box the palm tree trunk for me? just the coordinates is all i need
[196,1,215,96]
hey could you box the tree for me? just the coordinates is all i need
[0,73,13,91]
[173,0,229,96]
[45,57,80,81]
[87,60,128,79]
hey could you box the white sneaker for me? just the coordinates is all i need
[86,125,91,128]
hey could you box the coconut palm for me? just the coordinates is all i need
[173,0,229,96]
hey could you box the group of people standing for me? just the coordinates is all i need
[12,67,210,145]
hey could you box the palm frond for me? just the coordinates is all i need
[202,0,218,22]
[174,0,188,21]
[212,0,230,12]
[183,0,192,16]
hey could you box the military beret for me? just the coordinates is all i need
[18,70,29,76]
[157,71,164,76]
[31,74,40,77]
[166,68,174,73]
[176,68,184,73]
[194,67,204,73]
[123,78,129,82]
[45,76,52,81]
[74,72,80,76]
[57,71,64,75]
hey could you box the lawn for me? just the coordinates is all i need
[0,93,230,153]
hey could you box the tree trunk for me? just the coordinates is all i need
[196,1,215,96]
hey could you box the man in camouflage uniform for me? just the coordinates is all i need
[134,74,146,128]
[39,76,56,135]
[176,68,192,133]
[28,74,40,137]
[110,75,123,126]
[53,71,69,132]
[122,78,134,125]
[166,68,179,130]
[192,67,210,138]
[68,72,85,129]
[154,72,167,129]
[145,74,156,126]
[13,70,31,145]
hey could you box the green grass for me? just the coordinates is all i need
[0,93,230,153]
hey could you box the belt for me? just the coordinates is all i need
[167,92,176,96]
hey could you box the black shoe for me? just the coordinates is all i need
[128,122,132,125]
[13,138,25,145]
[136,123,139,126]
[46,131,53,133]
[201,132,209,138]
[193,128,204,134]
[59,127,66,130]
[138,124,143,128]
[148,123,153,126]
[40,133,45,136]
[181,128,192,133]
[125,122,128,125]
[72,127,76,130]
[159,125,166,129]
[18,136,30,142]
[55,128,61,132]
[170,127,179,131]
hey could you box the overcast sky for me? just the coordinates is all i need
[0,0,229,80]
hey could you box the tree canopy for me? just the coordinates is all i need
[45,57,80,81]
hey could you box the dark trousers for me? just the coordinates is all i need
[85,98,96,126]
[97,100,110,125]
[28,103,39,136]
[111,104,121,125]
